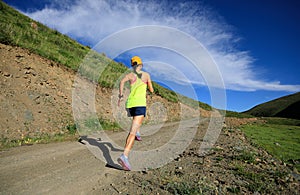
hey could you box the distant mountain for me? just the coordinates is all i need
[243,92,300,119]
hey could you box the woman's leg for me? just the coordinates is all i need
[123,115,144,157]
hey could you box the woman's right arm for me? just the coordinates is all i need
[118,74,130,106]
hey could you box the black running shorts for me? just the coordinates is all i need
[127,106,146,117]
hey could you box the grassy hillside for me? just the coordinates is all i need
[0,1,89,70]
[0,1,210,110]
[241,117,300,171]
[244,92,300,119]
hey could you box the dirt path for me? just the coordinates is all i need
[0,141,114,194]
[1,118,299,194]
[0,118,201,194]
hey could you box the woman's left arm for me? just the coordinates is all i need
[147,73,154,93]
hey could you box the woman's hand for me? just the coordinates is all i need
[118,94,123,107]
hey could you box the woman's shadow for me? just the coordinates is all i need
[79,136,123,170]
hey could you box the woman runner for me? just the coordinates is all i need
[117,56,154,171]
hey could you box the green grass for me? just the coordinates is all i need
[0,129,78,149]
[234,150,257,164]
[241,118,300,170]
[0,1,90,70]
[231,157,289,193]
[71,117,121,136]
[263,117,300,126]
[0,117,122,150]
[0,122,79,149]
[165,181,202,195]
[233,163,274,193]
[225,110,254,118]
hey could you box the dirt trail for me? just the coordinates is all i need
[0,141,112,194]
[1,118,299,194]
[0,118,201,194]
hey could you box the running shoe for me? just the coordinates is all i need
[135,132,142,141]
[117,154,131,171]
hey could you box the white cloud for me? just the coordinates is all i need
[24,0,300,92]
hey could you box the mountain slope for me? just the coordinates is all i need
[275,101,300,119]
[244,92,300,119]
[0,1,210,110]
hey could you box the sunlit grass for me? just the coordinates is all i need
[241,118,300,171]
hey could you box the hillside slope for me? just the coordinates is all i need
[0,43,204,145]
[0,1,89,69]
[0,43,74,142]
[244,92,300,119]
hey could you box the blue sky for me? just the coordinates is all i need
[4,0,300,112]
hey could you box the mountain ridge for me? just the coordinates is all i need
[244,92,300,119]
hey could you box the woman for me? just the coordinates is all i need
[117,56,154,171]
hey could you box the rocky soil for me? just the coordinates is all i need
[0,43,200,143]
[119,119,300,194]
[0,43,299,194]
[0,43,75,141]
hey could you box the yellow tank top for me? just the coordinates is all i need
[126,74,147,108]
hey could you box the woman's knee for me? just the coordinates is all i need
[129,122,141,134]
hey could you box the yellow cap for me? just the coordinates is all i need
[131,56,142,66]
